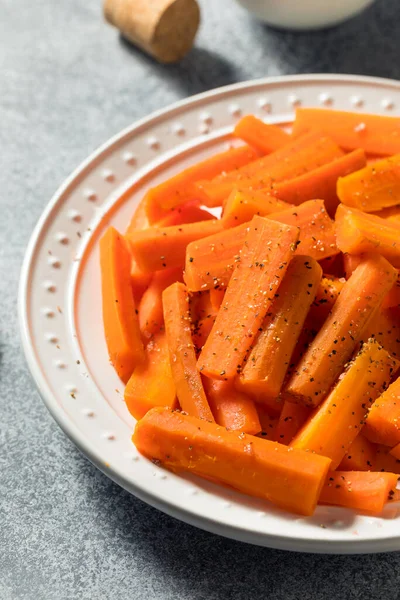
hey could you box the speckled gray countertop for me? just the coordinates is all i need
[2,0,400,598]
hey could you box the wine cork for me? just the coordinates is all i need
[104,0,200,64]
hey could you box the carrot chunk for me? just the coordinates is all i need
[238,256,322,399]
[124,332,177,420]
[290,339,399,469]
[197,216,299,380]
[133,407,331,516]
[274,401,311,446]
[319,471,398,514]
[203,378,261,435]
[338,434,377,472]
[138,267,183,339]
[363,307,400,359]
[337,154,400,212]
[256,405,279,441]
[285,254,398,407]
[100,227,143,382]
[293,108,400,156]
[336,205,400,268]
[222,189,291,228]
[162,282,213,421]
[234,115,291,154]
[364,378,400,447]
[309,276,345,327]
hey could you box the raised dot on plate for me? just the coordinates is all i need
[258,98,271,113]
[42,308,55,318]
[229,104,242,117]
[68,209,82,223]
[82,409,95,417]
[102,169,115,182]
[319,93,333,106]
[56,232,69,245]
[48,256,61,268]
[188,489,198,496]
[54,359,66,369]
[84,189,97,202]
[351,95,363,107]
[147,136,160,150]
[132,455,140,462]
[158,473,167,480]
[171,122,185,136]
[45,333,58,344]
[198,123,210,135]
[199,111,213,125]
[382,98,394,110]
[122,151,137,166]
[288,94,301,107]
[104,432,116,441]
[44,281,56,293]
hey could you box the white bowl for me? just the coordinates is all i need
[235,0,376,30]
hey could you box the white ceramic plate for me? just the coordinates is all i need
[19,74,400,554]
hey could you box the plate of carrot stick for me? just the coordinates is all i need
[20,75,400,553]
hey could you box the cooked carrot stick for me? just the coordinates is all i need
[127,219,224,273]
[162,282,213,421]
[336,205,400,268]
[100,227,143,382]
[337,154,400,212]
[285,254,398,407]
[194,132,344,207]
[373,444,400,474]
[124,198,153,301]
[309,276,345,327]
[192,315,215,354]
[155,203,215,228]
[364,378,400,447]
[274,401,311,445]
[271,149,366,216]
[372,204,400,223]
[238,256,322,399]
[124,332,177,420]
[133,407,331,516]
[256,405,279,441]
[184,222,249,292]
[209,287,225,312]
[319,471,398,514]
[233,115,291,154]
[197,216,299,380]
[126,197,150,233]
[145,145,260,220]
[138,267,183,339]
[189,290,215,322]
[203,378,261,435]
[342,253,400,309]
[363,307,400,359]
[338,434,377,471]
[268,199,339,260]
[290,338,399,469]
[222,189,291,228]
[293,108,400,156]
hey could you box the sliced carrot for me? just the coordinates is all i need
[197,216,299,380]
[133,407,331,516]
[203,378,261,435]
[309,276,345,327]
[162,282,213,421]
[338,434,377,471]
[336,205,400,268]
[271,149,366,216]
[291,339,399,469]
[268,199,339,260]
[194,132,344,207]
[209,287,225,312]
[189,290,215,322]
[124,199,153,302]
[238,255,322,399]
[138,267,183,339]
[100,227,143,382]
[337,154,400,212]
[124,332,177,420]
[233,115,291,154]
[364,378,400,447]
[343,253,362,279]
[222,188,291,228]
[127,219,224,273]
[155,203,215,228]
[293,108,400,156]
[373,444,400,474]
[319,471,398,514]
[256,405,279,441]
[275,401,311,446]
[372,204,400,223]
[342,253,400,310]
[145,145,260,220]
[363,307,400,359]
[285,254,398,407]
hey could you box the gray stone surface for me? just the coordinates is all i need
[2,0,400,597]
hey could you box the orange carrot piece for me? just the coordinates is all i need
[363,307,400,360]
[192,315,215,354]
[338,434,377,472]
[197,216,299,380]
[390,442,400,460]
[319,471,398,514]
[127,219,224,273]
[145,145,260,219]
[184,222,249,292]
[238,256,322,399]
[342,253,400,309]
[271,149,366,216]
[124,199,152,302]
[138,267,183,339]
[203,378,261,435]
[233,115,291,154]
[343,253,362,279]
[133,407,331,516]
[222,189,291,228]
[291,339,399,469]
[373,444,400,474]
[268,199,339,260]
[209,287,225,312]
[124,332,177,420]
[155,203,215,228]
[372,204,400,223]
[256,405,279,441]
[364,378,400,447]
[337,154,400,212]
[336,205,400,268]
[293,108,400,156]
[285,254,398,407]
[100,227,143,382]
[162,282,213,421]
[275,401,311,446]
[194,132,344,207]
[126,197,150,234]
[309,276,345,327]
